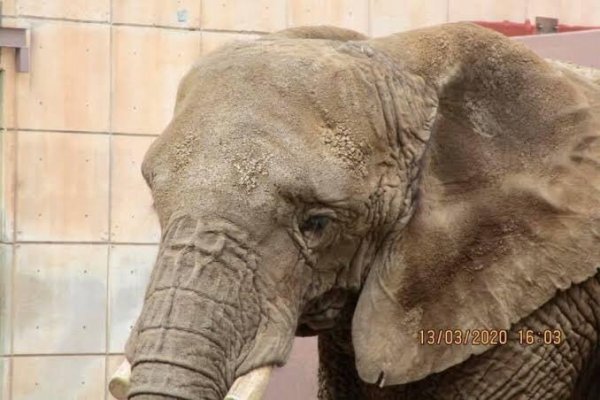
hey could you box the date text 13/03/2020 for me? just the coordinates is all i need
[418,329,564,346]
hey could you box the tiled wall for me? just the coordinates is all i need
[0,1,599,399]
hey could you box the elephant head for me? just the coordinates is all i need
[123,23,600,399]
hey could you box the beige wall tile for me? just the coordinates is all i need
[202,0,286,32]
[17,0,110,21]
[16,132,109,242]
[13,244,108,354]
[528,0,561,21]
[110,135,160,243]
[111,26,201,135]
[16,20,110,132]
[448,0,527,22]
[108,245,157,352]
[371,0,448,36]
[113,0,201,28]
[265,337,318,400]
[201,31,262,55]
[288,0,369,34]
[528,0,600,26]
[569,1,600,25]
[0,14,29,32]
[2,357,11,399]
[12,355,105,400]
[0,244,12,355]
[2,0,16,16]
[1,131,16,242]
[106,355,125,400]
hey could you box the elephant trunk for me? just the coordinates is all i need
[109,360,272,400]
[125,215,290,400]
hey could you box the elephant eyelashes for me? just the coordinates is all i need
[300,215,330,234]
[295,212,338,252]
[299,214,336,249]
[300,214,333,250]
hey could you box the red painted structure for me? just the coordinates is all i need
[474,20,536,36]
[473,19,600,36]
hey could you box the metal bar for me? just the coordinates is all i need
[471,20,536,36]
[535,17,559,34]
[0,27,29,72]
[15,47,29,73]
[0,27,26,48]
[472,18,600,37]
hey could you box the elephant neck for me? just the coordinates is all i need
[317,293,363,399]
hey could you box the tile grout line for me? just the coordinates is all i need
[8,352,127,357]
[105,2,114,397]
[3,356,9,400]
[0,43,8,400]
[367,0,372,37]
[0,14,269,35]
[8,7,22,398]
[199,0,203,55]
[11,240,159,245]
[11,128,160,137]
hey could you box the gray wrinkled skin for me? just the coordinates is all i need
[124,24,600,399]
[320,276,600,399]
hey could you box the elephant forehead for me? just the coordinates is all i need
[142,39,389,223]
[185,38,364,93]
[144,120,366,231]
[150,123,363,206]
[175,38,386,160]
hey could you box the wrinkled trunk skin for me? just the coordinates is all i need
[126,215,279,400]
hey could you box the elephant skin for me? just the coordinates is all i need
[123,23,600,399]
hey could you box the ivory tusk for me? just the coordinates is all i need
[108,360,131,400]
[224,366,273,400]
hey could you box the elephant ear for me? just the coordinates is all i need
[352,22,600,386]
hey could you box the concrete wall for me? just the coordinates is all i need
[0,1,599,399]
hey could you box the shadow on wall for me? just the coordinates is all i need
[264,337,319,399]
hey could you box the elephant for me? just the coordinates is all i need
[122,23,600,399]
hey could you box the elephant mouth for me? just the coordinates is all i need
[296,288,349,335]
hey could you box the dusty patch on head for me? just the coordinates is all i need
[320,125,370,177]
[232,153,273,192]
[173,134,199,170]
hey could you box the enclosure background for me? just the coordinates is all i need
[1,1,599,399]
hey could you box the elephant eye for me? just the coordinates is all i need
[300,215,330,234]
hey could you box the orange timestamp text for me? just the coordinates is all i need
[419,329,564,346]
